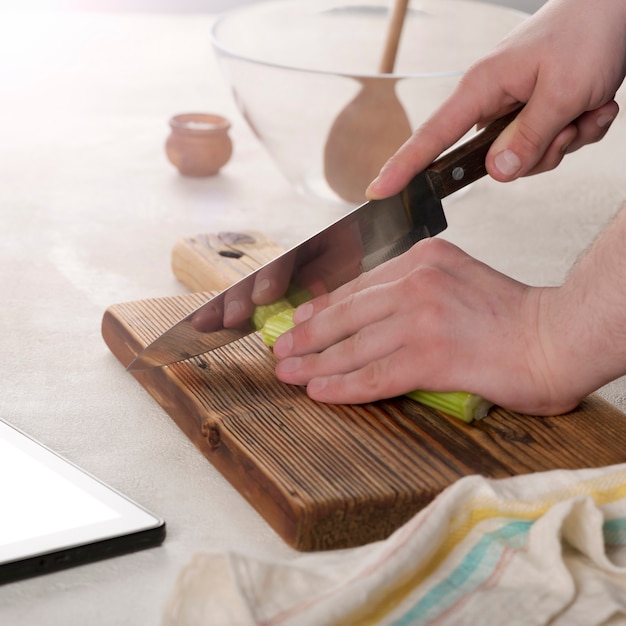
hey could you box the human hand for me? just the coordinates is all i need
[367,0,626,198]
[191,217,365,331]
[272,237,587,416]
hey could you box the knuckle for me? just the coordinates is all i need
[299,318,313,342]
[514,116,546,153]
[333,292,358,324]
[357,360,388,398]
[414,237,442,260]
[294,317,318,351]
[406,265,441,293]
[311,292,330,312]
[407,237,455,265]
[402,270,454,347]
[350,272,371,294]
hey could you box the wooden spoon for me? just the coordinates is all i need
[324,0,412,204]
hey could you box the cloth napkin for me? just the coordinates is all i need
[163,464,626,626]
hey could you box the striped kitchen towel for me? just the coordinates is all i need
[163,464,626,626]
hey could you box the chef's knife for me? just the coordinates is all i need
[128,109,519,371]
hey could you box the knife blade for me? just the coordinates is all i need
[127,109,519,371]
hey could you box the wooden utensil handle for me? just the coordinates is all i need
[378,0,409,74]
[425,108,521,199]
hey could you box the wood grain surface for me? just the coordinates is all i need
[102,231,626,551]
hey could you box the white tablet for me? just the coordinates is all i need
[0,419,165,584]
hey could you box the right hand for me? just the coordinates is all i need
[367,0,626,199]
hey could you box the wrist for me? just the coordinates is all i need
[538,206,626,409]
[517,286,589,415]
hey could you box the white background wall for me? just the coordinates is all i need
[1,0,548,14]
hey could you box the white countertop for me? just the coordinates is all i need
[1,10,625,625]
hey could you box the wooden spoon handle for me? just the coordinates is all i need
[378,0,410,74]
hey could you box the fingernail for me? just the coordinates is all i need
[272,332,293,358]
[494,149,522,177]
[276,355,301,373]
[597,114,615,128]
[307,377,327,396]
[224,299,242,322]
[365,175,380,194]
[252,278,271,299]
[294,302,314,323]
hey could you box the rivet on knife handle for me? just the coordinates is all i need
[425,107,521,200]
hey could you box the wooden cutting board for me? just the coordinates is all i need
[102,231,626,551]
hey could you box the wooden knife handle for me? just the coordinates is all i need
[425,107,521,200]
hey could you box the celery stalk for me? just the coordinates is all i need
[404,390,493,424]
[251,298,292,331]
[256,305,493,423]
[260,308,295,347]
[285,285,313,307]
[250,286,312,331]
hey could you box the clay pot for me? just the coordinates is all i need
[165,113,233,177]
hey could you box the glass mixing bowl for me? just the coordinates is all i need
[211,0,527,205]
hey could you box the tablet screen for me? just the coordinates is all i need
[0,419,165,583]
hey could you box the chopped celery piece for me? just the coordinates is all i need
[251,298,292,331]
[260,308,295,347]
[250,286,312,331]
[404,390,493,424]
[285,285,313,307]
[256,305,493,423]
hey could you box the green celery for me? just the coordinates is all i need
[260,308,295,347]
[250,286,313,331]
[251,298,292,331]
[285,285,313,307]
[404,390,493,424]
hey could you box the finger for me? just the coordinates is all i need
[486,83,590,180]
[274,282,394,359]
[290,263,396,325]
[305,361,395,405]
[276,312,403,387]
[191,300,224,332]
[562,100,619,153]
[365,89,486,200]
[251,253,295,305]
[222,281,255,327]
[305,344,442,405]
[296,240,364,296]
[293,238,464,326]
[523,124,577,176]
[521,101,619,176]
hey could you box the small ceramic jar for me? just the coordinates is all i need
[165,113,233,177]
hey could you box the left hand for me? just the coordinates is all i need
[272,237,578,416]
